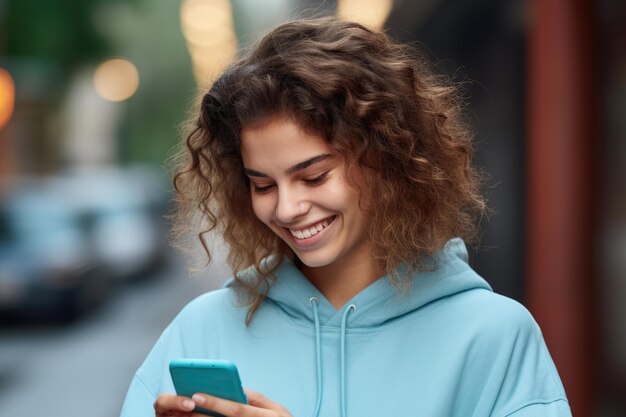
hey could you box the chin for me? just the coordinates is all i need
[297,258,328,268]
[293,251,337,269]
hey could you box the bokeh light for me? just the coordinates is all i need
[180,0,237,88]
[337,0,393,30]
[0,68,15,129]
[93,58,140,102]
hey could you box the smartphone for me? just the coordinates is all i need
[169,359,247,416]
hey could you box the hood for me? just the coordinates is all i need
[226,238,491,328]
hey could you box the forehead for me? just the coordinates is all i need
[240,118,333,169]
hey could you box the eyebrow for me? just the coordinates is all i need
[244,154,333,178]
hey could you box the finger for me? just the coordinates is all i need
[154,393,196,415]
[190,412,226,417]
[191,393,276,417]
[244,389,288,413]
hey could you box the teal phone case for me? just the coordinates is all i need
[169,359,247,415]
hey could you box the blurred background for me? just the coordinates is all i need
[0,0,623,416]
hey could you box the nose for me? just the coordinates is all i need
[275,186,310,224]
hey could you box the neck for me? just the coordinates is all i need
[299,249,383,310]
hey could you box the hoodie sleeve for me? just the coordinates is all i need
[118,290,235,417]
[119,320,184,417]
[483,299,572,417]
[119,373,158,417]
[503,399,571,417]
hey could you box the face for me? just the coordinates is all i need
[240,118,371,270]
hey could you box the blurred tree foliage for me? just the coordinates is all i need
[4,0,196,167]
[109,0,196,166]
[6,0,109,72]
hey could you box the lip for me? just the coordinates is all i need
[282,215,337,249]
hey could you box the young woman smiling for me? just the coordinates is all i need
[120,17,571,417]
[241,119,377,308]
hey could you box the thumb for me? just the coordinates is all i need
[244,388,288,412]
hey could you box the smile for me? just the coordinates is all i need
[288,216,336,240]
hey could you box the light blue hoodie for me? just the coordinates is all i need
[120,239,571,417]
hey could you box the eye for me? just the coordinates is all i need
[252,183,275,193]
[304,172,329,186]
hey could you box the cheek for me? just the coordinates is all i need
[330,179,362,210]
[250,194,273,225]
[336,183,368,226]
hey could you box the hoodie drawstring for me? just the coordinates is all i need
[340,304,356,417]
[309,297,323,417]
[309,298,356,417]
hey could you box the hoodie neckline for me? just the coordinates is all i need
[226,238,492,329]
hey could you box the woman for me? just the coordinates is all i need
[120,17,571,417]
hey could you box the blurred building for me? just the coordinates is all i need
[386,0,625,416]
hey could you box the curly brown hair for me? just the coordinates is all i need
[172,17,486,323]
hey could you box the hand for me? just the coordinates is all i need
[154,389,294,417]
[153,393,198,416]
[190,389,293,417]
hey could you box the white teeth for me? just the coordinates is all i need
[289,217,333,240]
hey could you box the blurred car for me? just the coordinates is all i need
[0,183,110,323]
[55,165,171,281]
